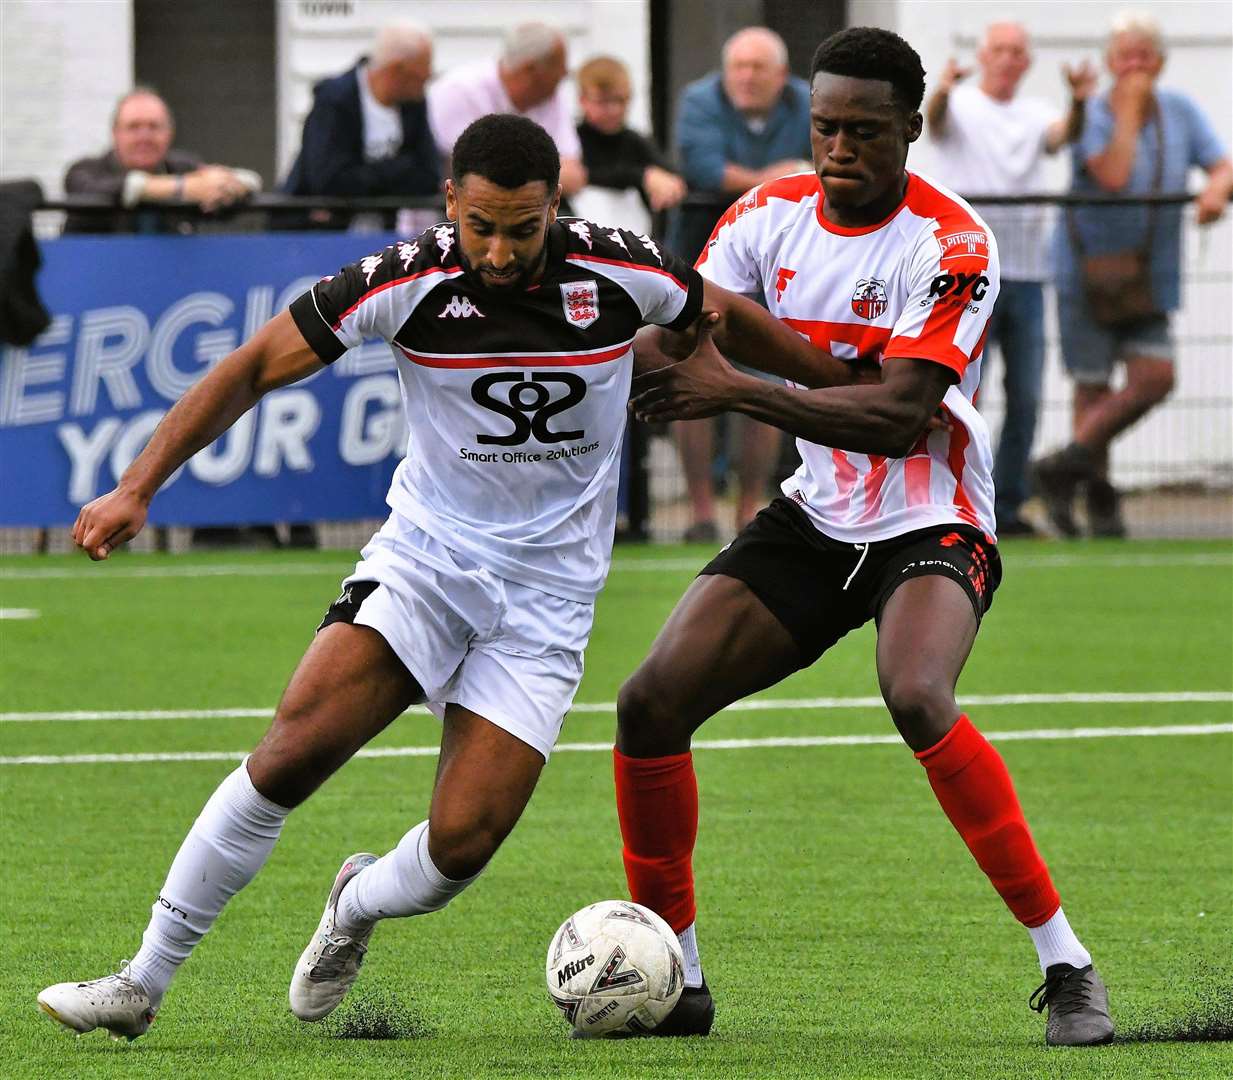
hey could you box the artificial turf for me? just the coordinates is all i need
[1,538,1230,1078]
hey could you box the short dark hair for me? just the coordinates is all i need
[451,114,560,190]
[810,27,926,112]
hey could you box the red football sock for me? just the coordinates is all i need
[613,748,698,933]
[915,715,1060,927]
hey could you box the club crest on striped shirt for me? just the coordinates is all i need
[851,278,888,320]
[561,280,599,328]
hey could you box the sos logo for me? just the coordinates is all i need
[471,372,587,445]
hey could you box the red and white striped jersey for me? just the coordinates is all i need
[698,170,1000,543]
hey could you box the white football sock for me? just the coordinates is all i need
[677,922,702,988]
[1027,907,1092,973]
[127,759,290,1005]
[337,820,476,930]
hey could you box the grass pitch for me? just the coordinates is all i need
[1,538,1231,1079]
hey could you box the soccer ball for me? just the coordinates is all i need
[546,900,684,1037]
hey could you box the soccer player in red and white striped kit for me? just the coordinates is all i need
[617,27,1114,1046]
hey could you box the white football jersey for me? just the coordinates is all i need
[698,170,1000,542]
[292,220,702,601]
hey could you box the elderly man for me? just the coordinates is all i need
[64,88,259,234]
[926,24,1095,536]
[282,22,438,203]
[669,27,811,542]
[428,24,586,196]
[1034,10,1232,537]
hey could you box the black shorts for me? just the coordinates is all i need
[700,498,1001,665]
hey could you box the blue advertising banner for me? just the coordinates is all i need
[0,232,409,527]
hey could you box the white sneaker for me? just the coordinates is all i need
[37,962,156,1040]
[289,852,379,1021]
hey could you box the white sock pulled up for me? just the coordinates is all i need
[677,922,703,988]
[337,820,477,930]
[127,759,290,1005]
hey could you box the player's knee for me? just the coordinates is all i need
[428,810,508,880]
[616,669,690,753]
[251,702,345,806]
[880,671,957,750]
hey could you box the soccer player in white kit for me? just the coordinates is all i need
[614,30,1114,1046]
[37,115,872,1042]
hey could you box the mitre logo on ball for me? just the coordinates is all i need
[851,278,888,320]
[561,280,599,328]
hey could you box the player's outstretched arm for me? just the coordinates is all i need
[72,311,325,561]
[632,322,951,458]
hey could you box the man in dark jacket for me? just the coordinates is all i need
[282,22,438,206]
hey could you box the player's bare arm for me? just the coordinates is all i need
[631,280,876,388]
[72,311,324,560]
[632,319,952,458]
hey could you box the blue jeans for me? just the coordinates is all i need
[986,280,1045,523]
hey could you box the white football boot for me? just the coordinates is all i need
[37,962,156,1040]
[289,852,379,1021]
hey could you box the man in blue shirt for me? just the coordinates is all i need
[669,27,812,541]
[1034,11,1231,537]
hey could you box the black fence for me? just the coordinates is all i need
[10,189,1231,552]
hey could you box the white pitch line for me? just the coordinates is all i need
[2,722,1229,766]
[2,690,1230,724]
[0,608,39,619]
[0,551,1229,581]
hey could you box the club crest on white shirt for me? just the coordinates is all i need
[561,280,600,328]
[851,278,889,320]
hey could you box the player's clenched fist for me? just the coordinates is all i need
[72,485,149,561]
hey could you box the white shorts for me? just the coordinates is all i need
[321,512,593,761]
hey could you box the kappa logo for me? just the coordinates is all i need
[636,233,661,264]
[851,278,889,320]
[434,223,455,259]
[568,221,594,249]
[775,267,797,302]
[438,295,484,319]
[561,280,600,328]
[606,229,629,253]
[397,239,419,270]
[359,253,384,286]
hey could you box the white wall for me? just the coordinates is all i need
[850,0,1233,489]
[0,0,133,197]
[275,0,651,181]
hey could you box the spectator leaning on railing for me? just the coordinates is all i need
[668,27,811,542]
[573,55,686,228]
[1033,9,1233,538]
[926,22,1095,537]
[281,21,438,212]
[64,87,260,235]
[427,23,587,198]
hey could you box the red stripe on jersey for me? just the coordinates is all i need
[831,449,859,513]
[695,174,818,268]
[396,340,631,369]
[858,455,889,523]
[904,431,933,507]
[332,265,457,330]
[565,253,689,291]
[946,423,979,526]
[781,318,892,361]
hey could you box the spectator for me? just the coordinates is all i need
[64,87,260,234]
[926,23,1095,536]
[1034,9,1232,537]
[281,20,438,227]
[427,23,586,197]
[669,27,811,541]
[572,55,686,233]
